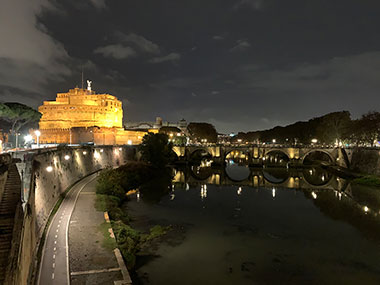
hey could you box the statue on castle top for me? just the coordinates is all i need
[87,80,92,91]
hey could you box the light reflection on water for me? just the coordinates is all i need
[129,164,380,285]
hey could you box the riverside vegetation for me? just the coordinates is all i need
[95,133,175,269]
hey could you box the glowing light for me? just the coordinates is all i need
[100,149,104,153]
[272,139,276,143]
[24,135,33,143]
[201,184,207,199]
[338,192,342,200]
[46,166,53,172]
[311,138,318,144]
[311,192,317,199]
[137,191,140,202]
[64,155,70,160]
[83,151,87,155]
[34,130,41,137]
[94,151,100,159]
[364,206,369,213]
[272,188,276,198]
[127,140,132,145]
[119,147,122,151]
[237,187,242,195]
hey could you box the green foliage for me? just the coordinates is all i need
[138,133,175,168]
[0,102,41,133]
[112,221,141,269]
[353,175,380,187]
[96,168,126,200]
[98,222,117,250]
[315,111,351,144]
[187,122,217,143]
[143,225,171,242]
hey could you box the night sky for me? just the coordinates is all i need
[1,0,380,133]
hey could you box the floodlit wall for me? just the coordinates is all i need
[13,145,137,284]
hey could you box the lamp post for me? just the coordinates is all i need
[34,130,41,148]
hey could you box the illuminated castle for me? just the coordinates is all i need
[37,81,156,145]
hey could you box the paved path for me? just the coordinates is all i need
[69,177,126,284]
[38,174,97,285]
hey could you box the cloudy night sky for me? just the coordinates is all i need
[1,0,380,133]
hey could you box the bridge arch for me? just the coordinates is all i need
[262,168,290,184]
[224,164,251,182]
[263,150,290,166]
[302,168,333,187]
[301,149,334,165]
[224,149,251,163]
[189,148,213,159]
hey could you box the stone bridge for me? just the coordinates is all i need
[173,145,353,168]
[173,167,350,192]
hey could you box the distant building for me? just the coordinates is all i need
[125,117,188,132]
[35,82,157,145]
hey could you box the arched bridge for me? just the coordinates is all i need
[173,145,353,168]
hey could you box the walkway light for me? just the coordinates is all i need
[24,135,33,143]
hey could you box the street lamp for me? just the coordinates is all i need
[34,130,41,148]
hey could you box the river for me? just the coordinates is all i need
[127,164,380,284]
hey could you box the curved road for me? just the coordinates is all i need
[38,173,98,285]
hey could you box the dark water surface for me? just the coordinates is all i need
[128,165,380,285]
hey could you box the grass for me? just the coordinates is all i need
[352,175,380,187]
[98,222,117,250]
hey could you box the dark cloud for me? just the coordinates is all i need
[94,44,137,59]
[2,0,380,133]
[149,53,181,64]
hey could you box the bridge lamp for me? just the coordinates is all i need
[64,155,70,160]
[46,166,53,172]
[272,139,276,143]
[34,130,41,147]
[311,138,318,144]
[311,192,317,199]
[272,188,276,198]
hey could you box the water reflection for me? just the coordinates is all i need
[130,165,380,284]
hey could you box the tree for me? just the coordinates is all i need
[315,111,351,144]
[187,122,217,143]
[138,133,175,168]
[355,111,380,146]
[0,102,41,134]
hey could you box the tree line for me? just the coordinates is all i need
[234,111,380,146]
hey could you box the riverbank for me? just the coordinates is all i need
[94,162,172,280]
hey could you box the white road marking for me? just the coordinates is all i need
[53,254,56,259]
[70,268,121,276]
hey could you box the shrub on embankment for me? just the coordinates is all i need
[95,161,171,269]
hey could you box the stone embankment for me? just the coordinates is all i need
[0,145,137,284]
